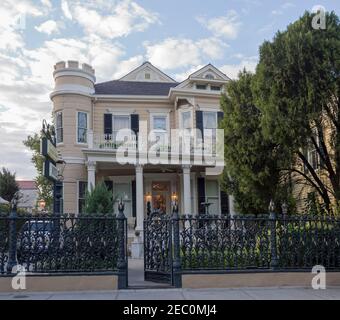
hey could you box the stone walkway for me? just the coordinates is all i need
[1,287,340,300]
[128,259,170,288]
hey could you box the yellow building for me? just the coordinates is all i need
[50,60,235,232]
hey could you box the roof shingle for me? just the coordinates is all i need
[94,80,178,96]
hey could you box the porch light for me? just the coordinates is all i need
[145,192,152,203]
[171,192,178,203]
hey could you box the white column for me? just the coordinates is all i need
[182,165,191,216]
[135,165,144,231]
[87,161,96,191]
[87,129,94,149]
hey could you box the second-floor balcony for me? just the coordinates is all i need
[85,130,223,167]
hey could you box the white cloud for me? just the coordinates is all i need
[113,55,144,79]
[144,37,227,70]
[35,20,60,35]
[197,10,242,39]
[197,38,228,59]
[68,0,159,39]
[0,0,44,51]
[219,56,258,79]
[40,0,52,8]
[61,0,73,20]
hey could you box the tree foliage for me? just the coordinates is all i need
[220,70,289,214]
[84,181,114,216]
[23,133,53,210]
[220,11,339,214]
[254,11,340,212]
[0,167,19,202]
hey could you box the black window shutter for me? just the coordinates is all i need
[196,111,204,141]
[104,114,112,137]
[132,180,136,218]
[217,111,224,126]
[220,190,229,215]
[197,177,206,215]
[131,114,139,135]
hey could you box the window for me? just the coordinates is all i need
[113,183,132,217]
[211,86,221,91]
[206,180,219,214]
[56,112,63,144]
[203,112,217,129]
[151,114,168,146]
[181,111,192,129]
[78,181,87,214]
[77,112,88,143]
[203,112,217,152]
[307,136,320,170]
[145,73,151,79]
[205,73,215,79]
[113,115,130,142]
[196,84,207,90]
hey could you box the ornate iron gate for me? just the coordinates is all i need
[144,213,173,284]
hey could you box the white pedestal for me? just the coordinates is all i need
[131,235,144,259]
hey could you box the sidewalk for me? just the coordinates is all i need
[1,287,340,300]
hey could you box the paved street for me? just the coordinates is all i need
[1,287,340,300]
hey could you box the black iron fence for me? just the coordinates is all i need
[0,203,128,288]
[178,214,340,272]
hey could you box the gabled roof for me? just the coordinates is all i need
[95,80,179,96]
[119,61,177,83]
[188,63,230,81]
[94,62,229,96]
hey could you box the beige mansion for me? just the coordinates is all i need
[51,60,235,231]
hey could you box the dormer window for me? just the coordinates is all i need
[196,84,207,90]
[205,73,215,80]
[211,86,221,91]
[145,73,151,79]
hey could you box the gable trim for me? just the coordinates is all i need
[119,62,177,83]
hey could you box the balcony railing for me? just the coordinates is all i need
[87,130,219,156]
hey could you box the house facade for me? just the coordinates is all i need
[51,60,235,231]
[16,180,39,213]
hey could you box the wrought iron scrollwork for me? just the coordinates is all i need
[144,212,172,283]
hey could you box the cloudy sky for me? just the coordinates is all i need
[0,0,339,180]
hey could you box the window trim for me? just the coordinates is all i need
[196,84,207,90]
[76,111,89,145]
[149,112,170,133]
[307,134,321,171]
[203,111,218,129]
[179,108,193,129]
[112,113,131,143]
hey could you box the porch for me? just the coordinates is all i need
[84,160,233,237]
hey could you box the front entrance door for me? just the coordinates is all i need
[151,181,171,215]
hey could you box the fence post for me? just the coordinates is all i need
[7,200,18,274]
[172,201,182,288]
[269,200,278,270]
[117,200,127,289]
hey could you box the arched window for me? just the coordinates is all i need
[205,73,215,79]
